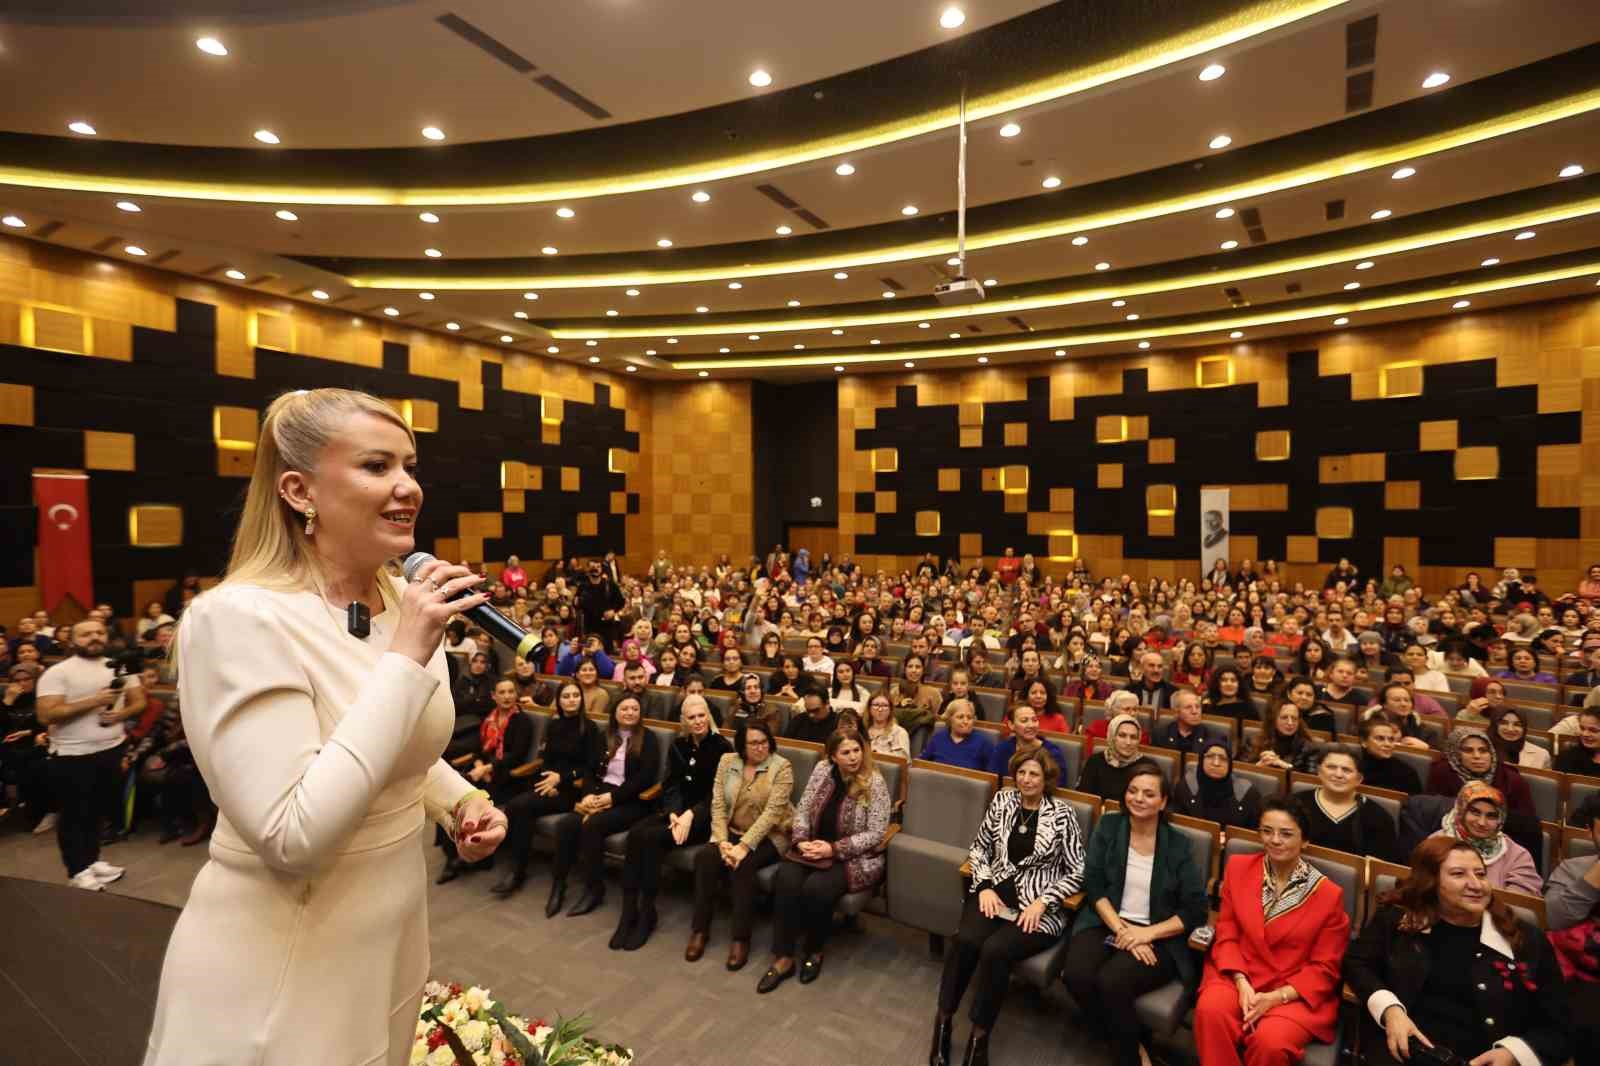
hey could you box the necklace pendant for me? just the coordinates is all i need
[1018,824,1028,834]
[688,757,696,766]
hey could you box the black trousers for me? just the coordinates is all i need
[1573,981,1600,1066]
[551,797,652,887]
[502,785,579,874]
[49,743,125,877]
[938,893,1060,1028]
[770,858,851,956]
[691,836,779,939]
[3,744,51,825]
[1062,927,1178,1066]
[622,810,711,898]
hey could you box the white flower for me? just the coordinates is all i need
[409,1042,429,1066]
[423,981,448,999]
[531,1025,554,1047]
[459,1019,490,1051]
[440,1003,468,1029]
[427,1046,457,1066]
[462,986,494,1014]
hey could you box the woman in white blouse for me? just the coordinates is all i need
[864,692,910,760]
[829,659,868,714]
[143,389,507,1066]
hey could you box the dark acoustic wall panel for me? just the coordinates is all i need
[0,298,638,615]
[751,380,838,551]
[853,351,1579,575]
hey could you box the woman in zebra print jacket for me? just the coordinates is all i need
[930,747,1086,1066]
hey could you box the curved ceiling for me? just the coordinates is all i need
[0,0,1598,382]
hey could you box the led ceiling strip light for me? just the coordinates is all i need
[671,255,1600,370]
[0,0,1351,207]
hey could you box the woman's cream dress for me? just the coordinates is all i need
[144,580,474,1066]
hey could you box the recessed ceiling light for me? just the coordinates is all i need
[667,338,678,343]
[646,349,656,355]
[421,126,445,141]
[947,257,961,266]
[1137,341,1151,349]
[625,288,640,296]
[1356,260,1375,270]
[831,328,844,335]
[749,69,772,88]
[918,322,931,329]
[1111,299,1126,308]
[1453,299,1471,309]
[775,225,793,235]
[999,122,1021,138]
[1230,330,1244,339]
[1343,281,1361,290]
[870,339,881,345]
[123,245,146,256]
[977,355,989,364]
[1042,176,1062,189]
[656,238,673,248]
[68,121,97,136]
[949,332,961,339]
[541,246,558,255]
[1198,63,1226,81]
[882,291,896,299]
[446,321,460,330]
[588,355,601,363]
[904,361,916,368]
[1421,71,1451,89]
[1559,163,1585,178]
[1125,313,1140,321]
[351,317,362,326]
[901,205,919,216]
[115,200,140,212]
[500,334,514,343]
[586,339,599,346]
[224,268,246,280]
[1072,235,1088,246]
[787,299,800,307]
[1208,134,1232,150]
[1333,317,1350,326]
[311,289,329,300]
[424,247,442,258]
[983,278,998,287]
[274,209,298,221]
[1480,257,1500,267]
[939,6,966,29]
[195,37,228,56]
[691,190,711,203]
[1391,166,1416,180]
[1514,230,1536,240]
[1094,261,1111,271]
[834,271,849,280]
[696,305,709,312]
[514,311,529,319]
[1220,240,1239,250]
[747,334,761,340]
[555,207,576,219]
[1371,209,1392,220]
[728,281,743,290]
[606,309,618,317]
[418,211,440,223]
[383,306,399,316]
[698,370,709,377]
[1214,207,1235,219]
[835,162,855,176]
[795,344,806,349]
[626,365,637,373]
[1055,348,1066,357]
[524,291,539,300]
[719,347,731,353]
[253,129,280,145]
[548,345,560,354]
[833,365,844,372]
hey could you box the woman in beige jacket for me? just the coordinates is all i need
[687,718,794,971]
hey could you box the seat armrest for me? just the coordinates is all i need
[641,783,663,802]
[1060,891,1084,912]
[873,823,902,854]
[959,859,973,877]
[509,758,544,779]
[450,753,474,768]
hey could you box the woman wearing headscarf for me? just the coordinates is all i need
[1430,781,1542,895]
[1171,739,1262,830]
[1426,726,1536,819]
[792,547,811,586]
[1075,713,1144,802]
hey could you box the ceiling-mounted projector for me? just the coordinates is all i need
[934,277,986,305]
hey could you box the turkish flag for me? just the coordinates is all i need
[33,473,93,612]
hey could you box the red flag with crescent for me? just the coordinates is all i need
[33,473,93,612]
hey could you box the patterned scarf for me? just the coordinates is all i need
[1261,856,1324,923]
[479,706,513,760]
[1441,780,1509,865]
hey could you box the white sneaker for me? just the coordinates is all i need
[69,870,104,891]
[33,812,57,835]
[88,861,125,884]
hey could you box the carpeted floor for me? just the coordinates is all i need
[0,825,1115,1066]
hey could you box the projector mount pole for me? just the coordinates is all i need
[956,77,968,279]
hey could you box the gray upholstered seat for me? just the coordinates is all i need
[1519,767,1561,823]
[887,762,996,935]
[603,724,678,859]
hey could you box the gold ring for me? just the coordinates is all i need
[426,580,440,592]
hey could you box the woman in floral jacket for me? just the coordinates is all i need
[755,729,891,993]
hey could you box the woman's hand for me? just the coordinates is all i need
[392,560,488,667]
[454,796,506,862]
[670,810,693,846]
[1400,737,1430,750]
[1017,899,1047,933]
[723,841,748,868]
[1114,923,1151,950]
[519,696,535,710]
[977,888,1004,919]
[1234,976,1257,1018]
[1129,943,1159,966]
[534,770,560,797]
[1467,1051,1516,1066]
[1382,1006,1430,1061]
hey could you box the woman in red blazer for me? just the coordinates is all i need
[1194,797,1350,1066]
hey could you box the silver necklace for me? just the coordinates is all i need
[1016,804,1041,835]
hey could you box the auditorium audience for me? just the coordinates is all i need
[931,748,1086,1066]
[437,677,533,882]
[1357,715,1423,795]
[1544,793,1600,1058]
[987,704,1066,780]
[1429,781,1542,894]
[492,680,600,898]
[1248,702,1315,773]
[864,692,910,760]
[1428,726,1537,817]
[784,690,839,744]
[1489,706,1551,770]
[1292,744,1397,860]
[1154,688,1212,757]
[1171,739,1261,830]
[1554,707,1600,777]
[919,700,994,772]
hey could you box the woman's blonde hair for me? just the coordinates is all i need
[172,389,415,671]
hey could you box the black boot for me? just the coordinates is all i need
[624,900,658,951]
[490,869,526,898]
[960,1029,989,1066]
[567,883,605,917]
[928,1013,953,1066]
[609,891,639,950]
[436,858,461,885]
[544,877,567,918]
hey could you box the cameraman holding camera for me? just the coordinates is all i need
[578,559,623,651]
[36,617,144,890]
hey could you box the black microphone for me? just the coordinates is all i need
[403,552,541,660]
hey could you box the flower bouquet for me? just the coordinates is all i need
[412,981,634,1066]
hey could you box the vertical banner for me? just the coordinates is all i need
[1199,487,1231,574]
[33,472,93,612]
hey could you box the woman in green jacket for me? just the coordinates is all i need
[1062,758,1208,1066]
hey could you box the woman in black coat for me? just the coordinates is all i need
[1171,739,1262,830]
[437,678,535,883]
[1343,835,1570,1066]
[613,693,732,951]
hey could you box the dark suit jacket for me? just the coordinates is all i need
[1344,904,1570,1066]
[585,727,662,806]
[477,712,535,794]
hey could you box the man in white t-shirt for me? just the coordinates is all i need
[36,618,144,890]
